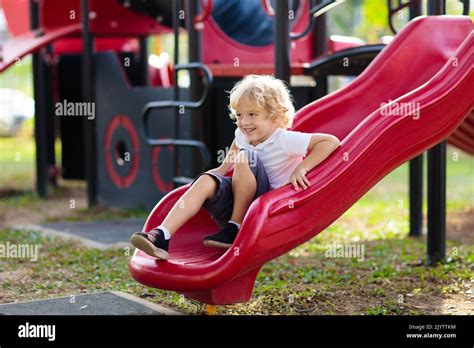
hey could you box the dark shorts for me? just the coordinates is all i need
[190,148,271,227]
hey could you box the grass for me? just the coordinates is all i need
[0,55,33,97]
[0,119,35,189]
[0,56,34,189]
[0,227,471,315]
[0,117,63,189]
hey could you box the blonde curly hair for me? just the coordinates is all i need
[228,75,295,129]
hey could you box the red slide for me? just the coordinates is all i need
[129,16,474,305]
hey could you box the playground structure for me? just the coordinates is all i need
[0,0,394,209]
[0,0,473,306]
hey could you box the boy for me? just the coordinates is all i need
[130,75,340,260]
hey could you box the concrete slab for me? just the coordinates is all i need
[15,218,145,249]
[0,291,181,315]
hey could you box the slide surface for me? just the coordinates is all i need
[129,16,474,305]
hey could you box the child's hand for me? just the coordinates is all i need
[281,166,311,191]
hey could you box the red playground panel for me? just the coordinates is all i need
[39,0,170,35]
[1,0,31,35]
[201,0,313,67]
[0,0,171,70]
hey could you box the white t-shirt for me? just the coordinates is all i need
[234,127,312,190]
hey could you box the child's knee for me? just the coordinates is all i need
[234,150,259,177]
[195,174,219,197]
[234,150,255,168]
[235,150,248,163]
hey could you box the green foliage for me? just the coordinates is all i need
[0,55,33,97]
[328,0,474,43]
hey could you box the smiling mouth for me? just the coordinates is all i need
[243,128,256,134]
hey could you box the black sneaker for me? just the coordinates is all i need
[130,228,169,260]
[203,222,239,249]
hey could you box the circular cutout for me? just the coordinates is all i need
[211,0,302,47]
[115,140,129,166]
[104,115,139,188]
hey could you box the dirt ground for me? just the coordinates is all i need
[0,183,127,228]
[446,207,474,244]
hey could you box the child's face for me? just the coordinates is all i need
[235,102,279,146]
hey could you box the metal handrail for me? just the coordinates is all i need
[387,0,470,34]
[261,0,344,40]
[461,0,470,15]
[194,0,214,30]
[141,62,213,174]
[142,63,212,114]
[387,0,417,34]
[147,138,211,171]
[261,0,275,16]
[388,0,469,34]
[290,0,345,40]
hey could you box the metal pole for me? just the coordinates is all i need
[185,0,203,179]
[314,0,328,99]
[139,36,149,86]
[409,155,423,237]
[186,0,201,64]
[30,0,48,197]
[427,141,446,264]
[426,0,446,264]
[409,0,422,18]
[44,44,57,187]
[172,0,181,185]
[275,0,290,83]
[408,0,423,237]
[427,0,445,15]
[81,0,97,206]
